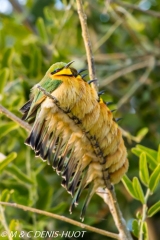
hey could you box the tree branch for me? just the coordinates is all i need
[0,104,31,132]
[0,201,119,240]
[97,188,133,240]
[100,58,153,88]
[117,57,155,108]
[76,0,98,90]
[111,0,160,19]
[0,205,12,240]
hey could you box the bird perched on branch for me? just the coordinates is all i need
[20,61,128,220]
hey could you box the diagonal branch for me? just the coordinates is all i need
[97,188,133,240]
[117,57,155,108]
[0,201,119,240]
[0,105,31,132]
[0,205,12,240]
[100,59,152,88]
[111,0,160,19]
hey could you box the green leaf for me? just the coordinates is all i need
[36,17,48,44]
[143,222,149,240]
[136,127,148,141]
[132,219,139,238]
[5,165,34,185]
[136,211,142,220]
[0,122,19,139]
[1,47,14,68]
[0,189,13,202]
[132,147,157,170]
[0,68,9,94]
[9,219,21,240]
[139,152,149,186]
[132,177,145,204]
[149,165,160,193]
[30,47,42,77]
[0,152,17,171]
[157,144,160,163]
[122,175,138,199]
[147,201,160,217]
[137,145,157,160]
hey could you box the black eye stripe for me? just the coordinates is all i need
[50,67,79,77]
[51,67,63,75]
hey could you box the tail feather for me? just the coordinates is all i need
[31,121,45,149]
[47,135,59,165]
[38,130,51,160]
[20,100,32,114]
[69,170,88,213]
[22,109,37,121]
[25,131,33,147]
[34,123,50,151]
[61,155,76,188]
[56,145,71,172]
[80,183,95,221]
[52,137,63,169]
[68,167,82,196]
[61,148,75,178]
[25,119,45,150]
[65,159,77,190]
[20,99,41,122]
[62,153,74,180]
[43,132,55,164]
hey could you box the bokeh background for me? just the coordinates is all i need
[0,0,160,239]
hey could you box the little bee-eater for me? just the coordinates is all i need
[20,61,128,220]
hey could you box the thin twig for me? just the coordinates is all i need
[119,127,146,144]
[139,189,150,240]
[94,52,159,62]
[0,205,13,240]
[97,188,133,240]
[100,59,152,88]
[117,57,155,108]
[93,20,122,52]
[111,7,148,52]
[76,0,98,90]
[111,0,160,19]
[0,201,119,240]
[0,104,31,132]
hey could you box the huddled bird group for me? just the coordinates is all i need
[20,61,128,220]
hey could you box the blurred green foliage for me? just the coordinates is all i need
[122,145,160,239]
[0,0,160,239]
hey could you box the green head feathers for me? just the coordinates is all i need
[46,61,75,75]
[47,62,67,75]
